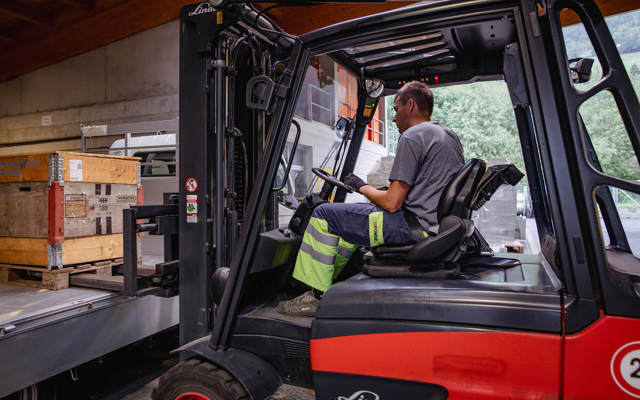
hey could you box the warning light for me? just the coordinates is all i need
[434,75,440,84]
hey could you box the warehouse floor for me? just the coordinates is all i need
[123,380,315,400]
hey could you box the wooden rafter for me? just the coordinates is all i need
[0,3,49,26]
[0,34,16,43]
[58,0,92,11]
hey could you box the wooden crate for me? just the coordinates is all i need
[0,259,121,290]
[0,152,141,268]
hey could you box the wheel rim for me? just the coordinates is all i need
[175,392,212,400]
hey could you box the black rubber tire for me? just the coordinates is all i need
[152,359,250,400]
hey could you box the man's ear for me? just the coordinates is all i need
[407,98,416,113]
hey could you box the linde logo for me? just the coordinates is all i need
[337,390,380,400]
[188,2,215,17]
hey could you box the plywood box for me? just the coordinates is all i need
[0,151,141,268]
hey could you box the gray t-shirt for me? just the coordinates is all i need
[389,121,464,227]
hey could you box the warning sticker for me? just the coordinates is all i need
[69,160,83,181]
[186,177,198,192]
[611,341,640,398]
[186,195,198,224]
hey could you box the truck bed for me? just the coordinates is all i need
[0,280,178,397]
[0,283,114,327]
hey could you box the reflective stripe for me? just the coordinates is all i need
[293,250,334,292]
[368,211,384,247]
[334,238,358,279]
[299,241,336,265]
[337,245,353,259]
[303,217,339,258]
[307,219,339,246]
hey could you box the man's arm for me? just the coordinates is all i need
[359,180,410,213]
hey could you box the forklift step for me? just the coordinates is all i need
[268,384,315,400]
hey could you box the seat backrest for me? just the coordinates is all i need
[436,158,486,223]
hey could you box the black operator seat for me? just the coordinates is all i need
[364,158,524,277]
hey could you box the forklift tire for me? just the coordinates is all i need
[152,359,250,400]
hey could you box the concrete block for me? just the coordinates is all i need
[367,155,395,188]
[106,21,179,102]
[19,48,106,113]
[0,139,80,156]
[0,78,21,117]
[0,94,178,145]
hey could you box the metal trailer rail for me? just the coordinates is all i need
[0,285,178,397]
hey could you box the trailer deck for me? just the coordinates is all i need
[0,282,178,397]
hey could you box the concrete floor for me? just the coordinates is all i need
[122,379,315,400]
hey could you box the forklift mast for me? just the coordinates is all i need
[178,3,306,344]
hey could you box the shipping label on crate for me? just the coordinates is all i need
[64,183,138,237]
[69,159,83,181]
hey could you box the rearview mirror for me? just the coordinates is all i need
[334,116,353,139]
[569,57,594,84]
[365,79,385,98]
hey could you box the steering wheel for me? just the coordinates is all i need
[312,167,354,193]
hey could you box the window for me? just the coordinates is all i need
[337,65,386,145]
[561,8,640,268]
[136,151,176,177]
[579,90,640,180]
[386,80,540,254]
[295,56,336,126]
[596,187,640,257]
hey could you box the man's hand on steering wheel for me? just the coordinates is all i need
[343,173,367,193]
[311,167,356,194]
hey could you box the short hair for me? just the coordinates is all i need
[394,81,434,118]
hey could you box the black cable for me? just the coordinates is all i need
[253,4,281,30]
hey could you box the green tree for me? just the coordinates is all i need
[386,81,525,173]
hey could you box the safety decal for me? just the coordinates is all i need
[186,195,198,223]
[186,177,198,192]
[611,341,640,398]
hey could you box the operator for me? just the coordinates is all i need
[278,81,464,317]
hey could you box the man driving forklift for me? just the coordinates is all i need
[278,81,465,316]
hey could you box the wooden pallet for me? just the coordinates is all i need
[0,258,122,290]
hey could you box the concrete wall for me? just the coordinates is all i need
[0,20,179,155]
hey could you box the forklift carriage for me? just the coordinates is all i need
[123,0,640,398]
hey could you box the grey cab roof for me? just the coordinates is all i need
[299,0,519,89]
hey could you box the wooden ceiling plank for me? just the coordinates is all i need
[59,0,92,11]
[0,34,16,43]
[260,2,415,35]
[0,3,49,26]
[1,0,640,83]
[0,0,193,82]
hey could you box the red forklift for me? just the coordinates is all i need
[121,0,640,398]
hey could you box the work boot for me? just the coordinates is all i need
[276,291,319,317]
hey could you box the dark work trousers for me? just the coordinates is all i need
[292,202,419,292]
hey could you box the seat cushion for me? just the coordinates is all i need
[370,216,468,264]
[407,216,467,263]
